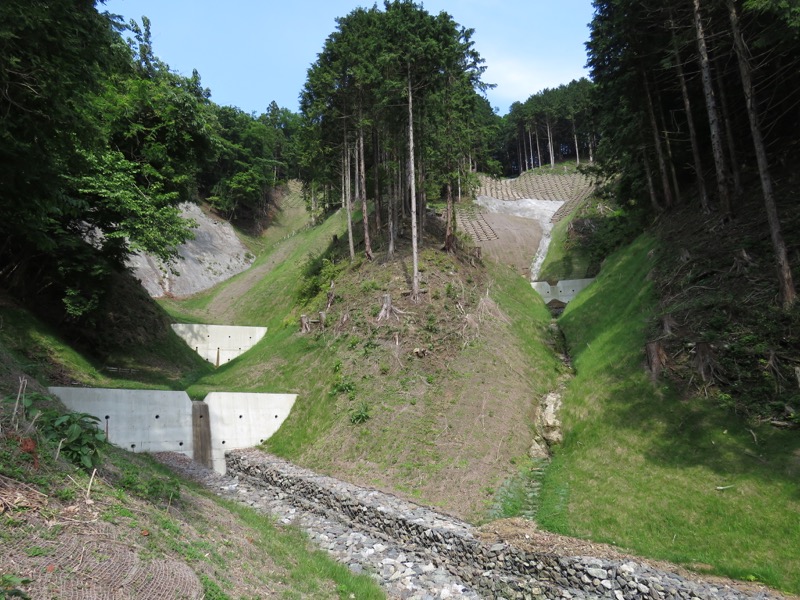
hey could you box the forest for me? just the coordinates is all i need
[0,1,302,321]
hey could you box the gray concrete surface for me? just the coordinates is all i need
[171,324,268,366]
[205,392,296,474]
[48,387,295,474]
[532,278,596,305]
[128,202,254,298]
[49,387,195,458]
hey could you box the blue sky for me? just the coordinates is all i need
[103,0,595,116]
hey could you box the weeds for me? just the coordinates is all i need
[0,575,31,600]
[349,402,370,425]
[118,466,181,505]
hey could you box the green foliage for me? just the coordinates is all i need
[297,253,343,304]
[118,466,181,504]
[34,410,107,471]
[539,234,800,594]
[330,374,356,397]
[199,575,231,600]
[0,575,31,600]
[349,401,371,425]
[201,105,280,221]
[501,78,594,175]
[299,0,493,219]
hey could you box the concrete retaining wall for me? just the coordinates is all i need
[205,392,296,474]
[50,387,194,458]
[532,278,595,305]
[171,324,267,366]
[49,387,295,474]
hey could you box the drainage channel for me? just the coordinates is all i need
[155,450,784,600]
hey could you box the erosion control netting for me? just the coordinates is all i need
[1,518,202,599]
[477,172,594,222]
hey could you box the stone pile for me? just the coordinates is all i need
[226,449,782,600]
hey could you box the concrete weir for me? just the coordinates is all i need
[171,324,267,366]
[49,387,295,474]
[532,278,595,306]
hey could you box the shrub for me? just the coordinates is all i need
[37,410,107,470]
[349,402,370,424]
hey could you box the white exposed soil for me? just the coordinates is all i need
[128,202,253,298]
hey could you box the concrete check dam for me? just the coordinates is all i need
[50,323,287,474]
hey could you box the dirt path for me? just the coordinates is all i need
[193,189,310,324]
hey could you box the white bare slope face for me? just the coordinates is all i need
[128,202,254,298]
[474,195,563,280]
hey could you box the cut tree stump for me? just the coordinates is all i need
[377,294,404,321]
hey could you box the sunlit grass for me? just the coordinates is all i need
[537,234,800,594]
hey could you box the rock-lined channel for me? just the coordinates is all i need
[154,450,782,600]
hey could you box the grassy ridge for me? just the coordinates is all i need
[0,300,212,392]
[538,234,800,593]
[537,207,592,282]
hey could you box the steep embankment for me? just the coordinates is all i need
[129,202,255,298]
[156,178,583,520]
[535,233,800,594]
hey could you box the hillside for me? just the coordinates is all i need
[2,171,799,597]
[156,183,567,520]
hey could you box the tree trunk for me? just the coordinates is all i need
[444,181,455,252]
[642,151,660,212]
[659,96,682,206]
[728,0,796,308]
[377,293,403,321]
[343,142,355,261]
[516,124,523,175]
[535,124,543,169]
[546,118,555,168]
[388,151,396,260]
[419,160,427,237]
[300,314,311,334]
[528,127,534,170]
[693,0,732,217]
[407,71,420,301]
[572,121,580,166]
[671,15,709,212]
[715,60,744,204]
[358,122,373,260]
[373,128,382,234]
[521,125,527,172]
[644,72,674,209]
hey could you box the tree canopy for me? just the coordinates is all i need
[584,0,800,306]
[299,0,496,270]
[0,1,299,320]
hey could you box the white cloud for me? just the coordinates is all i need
[483,53,589,114]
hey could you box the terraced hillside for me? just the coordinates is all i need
[455,171,594,278]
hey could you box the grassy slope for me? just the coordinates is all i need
[0,296,212,393]
[537,206,592,282]
[157,184,561,520]
[0,410,384,599]
[0,194,384,597]
[537,234,800,593]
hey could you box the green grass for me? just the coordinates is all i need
[537,208,592,282]
[219,499,385,599]
[0,304,211,392]
[537,234,800,594]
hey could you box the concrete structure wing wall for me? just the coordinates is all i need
[205,392,296,474]
[49,387,194,458]
[532,278,595,305]
[171,324,267,366]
